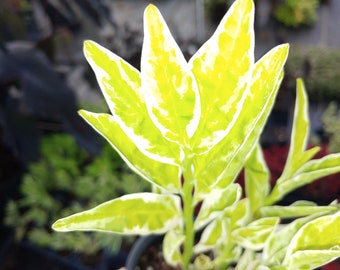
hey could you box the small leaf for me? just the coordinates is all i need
[189,0,255,153]
[284,211,340,269]
[269,153,340,203]
[281,79,318,178]
[258,204,336,219]
[194,183,242,229]
[141,5,200,144]
[79,111,181,192]
[52,193,182,235]
[232,217,279,250]
[263,212,335,265]
[83,40,180,165]
[195,217,229,253]
[163,229,184,266]
[245,144,270,213]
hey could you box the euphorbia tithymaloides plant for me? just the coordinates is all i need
[52,0,340,268]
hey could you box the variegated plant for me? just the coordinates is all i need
[52,0,340,269]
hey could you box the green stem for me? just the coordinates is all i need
[181,153,195,269]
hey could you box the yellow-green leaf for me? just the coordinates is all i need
[194,44,289,196]
[52,193,182,235]
[232,217,279,250]
[269,153,340,204]
[189,0,254,153]
[245,144,270,213]
[83,40,180,165]
[281,79,320,179]
[284,211,340,269]
[79,110,181,192]
[194,184,242,230]
[141,5,199,145]
[263,212,335,265]
[163,229,184,266]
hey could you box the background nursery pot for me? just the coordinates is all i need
[52,0,340,269]
[125,235,166,270]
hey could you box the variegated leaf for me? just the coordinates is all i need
[52,193,182,235]
[258,204,336,219]
[79,111,181,192]
[163,229,184,266]
[194,183,242,230]
[284,211,340,269]
[189,0,254,153]
[268,153,340,204]
[245,144,270,213]
[263,212,335,265]
[281,79,320,179]
[232,217,279,250]
[194,217,229,254]
[83,40,180,165]
[141,5,200,145]
[194,44,289,196]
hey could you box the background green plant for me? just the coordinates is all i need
[322,102,340,153]
[5,133,149,255]
[274,0,320,28]
[285,47,340,101]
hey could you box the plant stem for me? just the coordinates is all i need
[181,152,195,269]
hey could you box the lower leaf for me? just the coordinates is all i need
[52,193,182,235]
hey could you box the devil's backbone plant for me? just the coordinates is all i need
[52,0,340,268]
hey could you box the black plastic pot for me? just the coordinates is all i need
[125,235,164,270]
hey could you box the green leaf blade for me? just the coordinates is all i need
[141,5,200,144]
[194,184,242,229]
[194,44,289,196]
[270,153,340,203]
[189,0,255,153]
[245,144,270,213]
[232,217,280,251]
[281,79,319,179]
[284,211,340,269]
[83,40,180,165]
[52,193,182,235]
[79,111,181,192]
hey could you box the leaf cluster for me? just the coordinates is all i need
[51,0,340,269]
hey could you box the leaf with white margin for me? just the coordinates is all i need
[194,217,229,254]
[245,144,270,213]
[52,193,182,235]
[225,198,251,229]
[189,0,254,153]
[232,217,279,250]
[258,203,336,219]
[79,111,181,192]
[268,152,340,204]
[83,40,180,165]
[234,249,257,270]
[141,5,199,145]
[163,229,184,266]
[263,212,335,265]
[284,210,340,269]
[280,79,320,179]
[194,44,289,198]
[194,183,242,230]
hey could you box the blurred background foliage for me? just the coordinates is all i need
[5,133,149,255]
